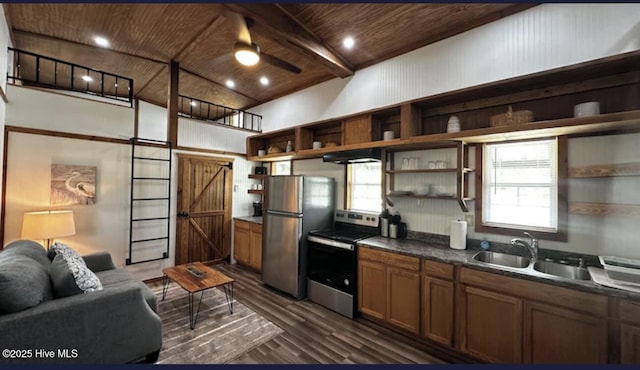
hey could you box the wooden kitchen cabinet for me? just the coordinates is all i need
[248,223,262,271]
[422,260,455,346]
[523,301,607,364]
[233,220,262,272]
[459,267,609,364]
[358,260,386,320]
[387,267,420,334]
[458,285,523,363]
[358,247,420,332]
[619,299,640,363]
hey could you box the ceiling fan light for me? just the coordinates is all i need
[234,43,260,66]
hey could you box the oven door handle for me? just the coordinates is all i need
[308,235,354,251]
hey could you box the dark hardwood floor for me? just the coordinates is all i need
[210,263,451,364]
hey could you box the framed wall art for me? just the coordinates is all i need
[51,164,97,205]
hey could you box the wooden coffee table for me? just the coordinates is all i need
[162,262,235,329]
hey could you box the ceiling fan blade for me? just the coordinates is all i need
[260,52,302,74]
[222,10,252,45]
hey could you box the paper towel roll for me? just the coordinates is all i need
[450,220,467,250]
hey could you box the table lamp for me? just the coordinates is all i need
[21,210,76,248]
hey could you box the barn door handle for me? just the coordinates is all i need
[177,211,190,218]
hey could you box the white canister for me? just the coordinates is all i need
[383,130,395,141]
[257,149,266,156]
[574,102,600,117]
[312,141,322,149]
[447,116,461,133]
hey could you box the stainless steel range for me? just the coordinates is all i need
[306,210,379,318]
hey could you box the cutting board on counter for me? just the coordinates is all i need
[588,267,640,293]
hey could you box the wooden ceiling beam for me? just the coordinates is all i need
[223,3,354,78]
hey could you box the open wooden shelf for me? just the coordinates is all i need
[386,168,457,174]
[569,162,640,178]
[248,174,268,179]
[247,189,263,195]
[387,193,458,200]
[569,202,640,217]
[246,111,640,162]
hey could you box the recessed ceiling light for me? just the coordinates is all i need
[225,79,235,88]
[190,101,197,107]
[343,36,355,50]
[94,36,110,48]
[81,75,93,82]
[260,76,269,86]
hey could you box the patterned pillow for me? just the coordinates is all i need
[50,249,103,297]
[49,241,82,260]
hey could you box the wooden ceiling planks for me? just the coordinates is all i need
[281,4,536,69]
[4,3,535,111]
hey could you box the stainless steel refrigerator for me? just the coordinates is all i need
[262,175,335,299]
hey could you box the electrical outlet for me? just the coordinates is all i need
[233,184,238,192]
[464,214,474,226]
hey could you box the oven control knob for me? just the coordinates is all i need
[344,279,349,286]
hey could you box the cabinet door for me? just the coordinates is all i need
[459,286,523,363]
[621,323,640,364]
[523,301,607,364]
[386,267,420,334]
[233,223,250,265]
[422,276,454,346]
[358,260,386,320]
[249,224,262,271]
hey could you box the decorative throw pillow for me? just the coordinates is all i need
[50,252,103,297]
[0,254,53,313]
[49,241,82,260]
[3,240,50,268]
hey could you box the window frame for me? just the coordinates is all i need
[475,136,568,242]
[346,162,383,213]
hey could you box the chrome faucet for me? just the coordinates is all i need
[510,232,538,261]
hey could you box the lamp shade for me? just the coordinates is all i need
[21,210,76,241]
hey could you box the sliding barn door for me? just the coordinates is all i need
[176,155,233,265]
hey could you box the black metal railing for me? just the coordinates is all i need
[178,95,262,133]
[7,48,134,107]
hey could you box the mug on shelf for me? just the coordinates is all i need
[257,149,266,156]
[312,141,322,149]
[383,130,395,141]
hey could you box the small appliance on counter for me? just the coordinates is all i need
[252,201,262,217]
[254,166,268,175]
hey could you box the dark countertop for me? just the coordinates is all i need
[357,236,640,302]
[233,216,262,224]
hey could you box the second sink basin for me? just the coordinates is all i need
[472,251,531,268]
[533,261,591,281]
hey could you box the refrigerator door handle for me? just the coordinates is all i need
[265,210,303,218]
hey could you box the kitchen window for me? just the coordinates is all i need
[478,137,567,241]
[347,162,382,213]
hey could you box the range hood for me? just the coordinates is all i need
[322,148,381,164]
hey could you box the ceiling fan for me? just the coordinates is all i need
[224,11,302,74]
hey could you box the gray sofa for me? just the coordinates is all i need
[0,240,162,364]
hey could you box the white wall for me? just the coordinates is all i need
[253,4,640,130]
[0,6,12,213]
[2,86,258,279]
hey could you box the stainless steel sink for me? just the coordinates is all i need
[472,251,531,268]
[533,261,591,281]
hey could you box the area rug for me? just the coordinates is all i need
[151,283,284,364]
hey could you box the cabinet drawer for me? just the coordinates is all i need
[460,267,608,317]
[359,247,420,272]
[235,220,251,230]
[619,299,640,325]
[250,223,262,234]
[423,259,454,280]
